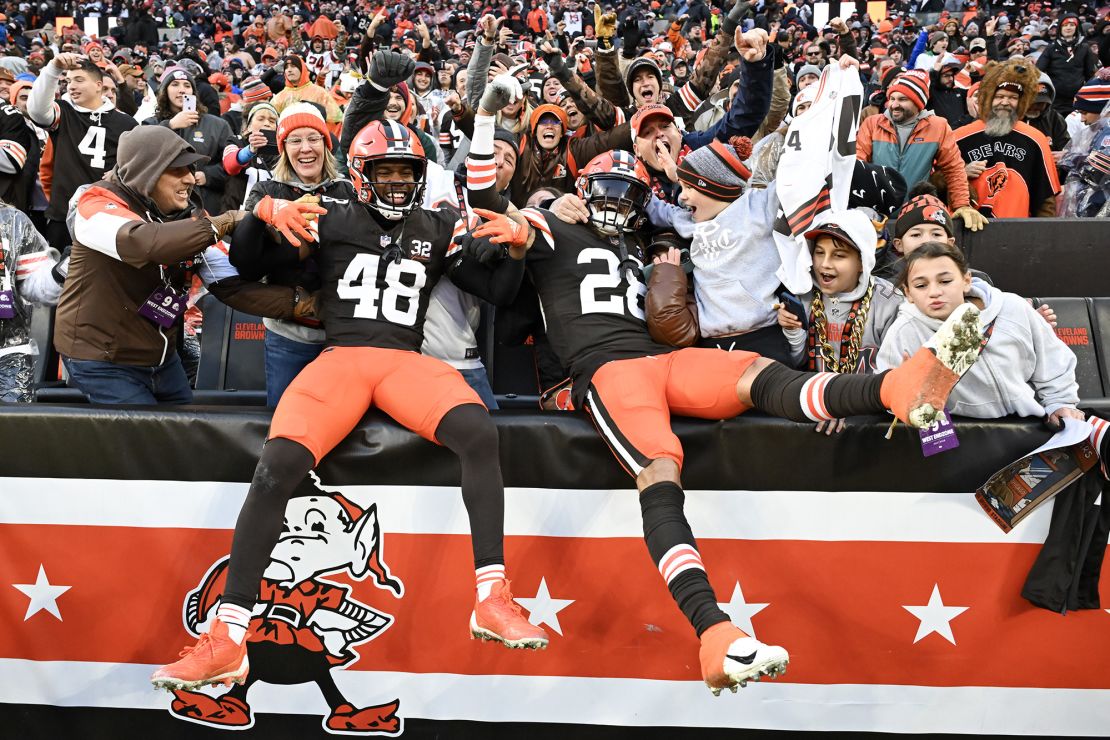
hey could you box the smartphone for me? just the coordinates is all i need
[263,129,277,147]
[775,288,808,330]
[182,94,197,112]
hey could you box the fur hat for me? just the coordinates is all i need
[976,58,1040,121]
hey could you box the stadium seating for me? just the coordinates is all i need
[1039,297,1105,399]
[194,295,268,393]
[23,218,1110,411]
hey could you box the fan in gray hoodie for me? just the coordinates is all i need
[779,209,902,375]
[876,244,1080,422]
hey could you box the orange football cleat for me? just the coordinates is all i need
[699,622,789,696]
[469,580,550,650]
[882,303,985,428]
[151,619,249,692]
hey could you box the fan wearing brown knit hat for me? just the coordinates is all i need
[953,59,1061,218]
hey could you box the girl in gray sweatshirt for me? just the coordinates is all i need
[876,241,1082,425]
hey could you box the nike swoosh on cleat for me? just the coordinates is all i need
[726,651,757,665]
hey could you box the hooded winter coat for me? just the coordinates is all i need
[272,56,343,130]
[54,126,297,366]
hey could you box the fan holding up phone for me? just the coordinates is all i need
[221,101,281,211]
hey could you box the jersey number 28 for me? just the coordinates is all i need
[337,254,427,326]
[578,247,645,319]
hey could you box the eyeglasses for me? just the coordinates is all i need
[285,135,326,147]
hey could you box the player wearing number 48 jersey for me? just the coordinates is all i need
[153,119,549,694]
[27,53,137,252]
[510,150,991,695]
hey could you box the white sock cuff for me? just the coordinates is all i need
[216,602,253,628]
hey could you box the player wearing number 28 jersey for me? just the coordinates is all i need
[152,120,549,694]
[510,149,990,695]
[27,55,137,251]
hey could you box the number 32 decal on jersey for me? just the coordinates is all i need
[337,254,427,325]
[578,247,645,319]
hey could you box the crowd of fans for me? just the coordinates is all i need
[0,0,1107,421]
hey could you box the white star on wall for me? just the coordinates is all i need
[903,583,969,645]
[514,577,574,636]
[717,581,770,638]
[13,565,71,621]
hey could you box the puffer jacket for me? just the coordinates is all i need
[856,110,970,209]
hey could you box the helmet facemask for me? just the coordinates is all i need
[352,155,426,220]
[580,174,650,236]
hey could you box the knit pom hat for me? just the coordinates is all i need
[158,65,193,94]
[1073,78,1110,115]
[676,137,753,202]
[240,75,272,104]
[887,69,930,111]
[894,189,953,240]
[276,102,331,152]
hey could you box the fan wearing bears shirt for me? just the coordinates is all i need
[26,53,137,252]
[954,59,1060,219]
[499,148,993,696]
[153,118,551,694]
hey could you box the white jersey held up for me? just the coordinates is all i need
[772,63,863,294]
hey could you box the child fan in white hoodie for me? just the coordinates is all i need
[779,209,902,372]
[877,241,1082,425]
[776,209,902,433]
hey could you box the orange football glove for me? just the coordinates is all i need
[254,195,328,247]
[471,207,529,248]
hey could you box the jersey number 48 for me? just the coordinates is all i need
[337,254,427,326]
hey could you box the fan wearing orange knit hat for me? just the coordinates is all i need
[275,102,332,153]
